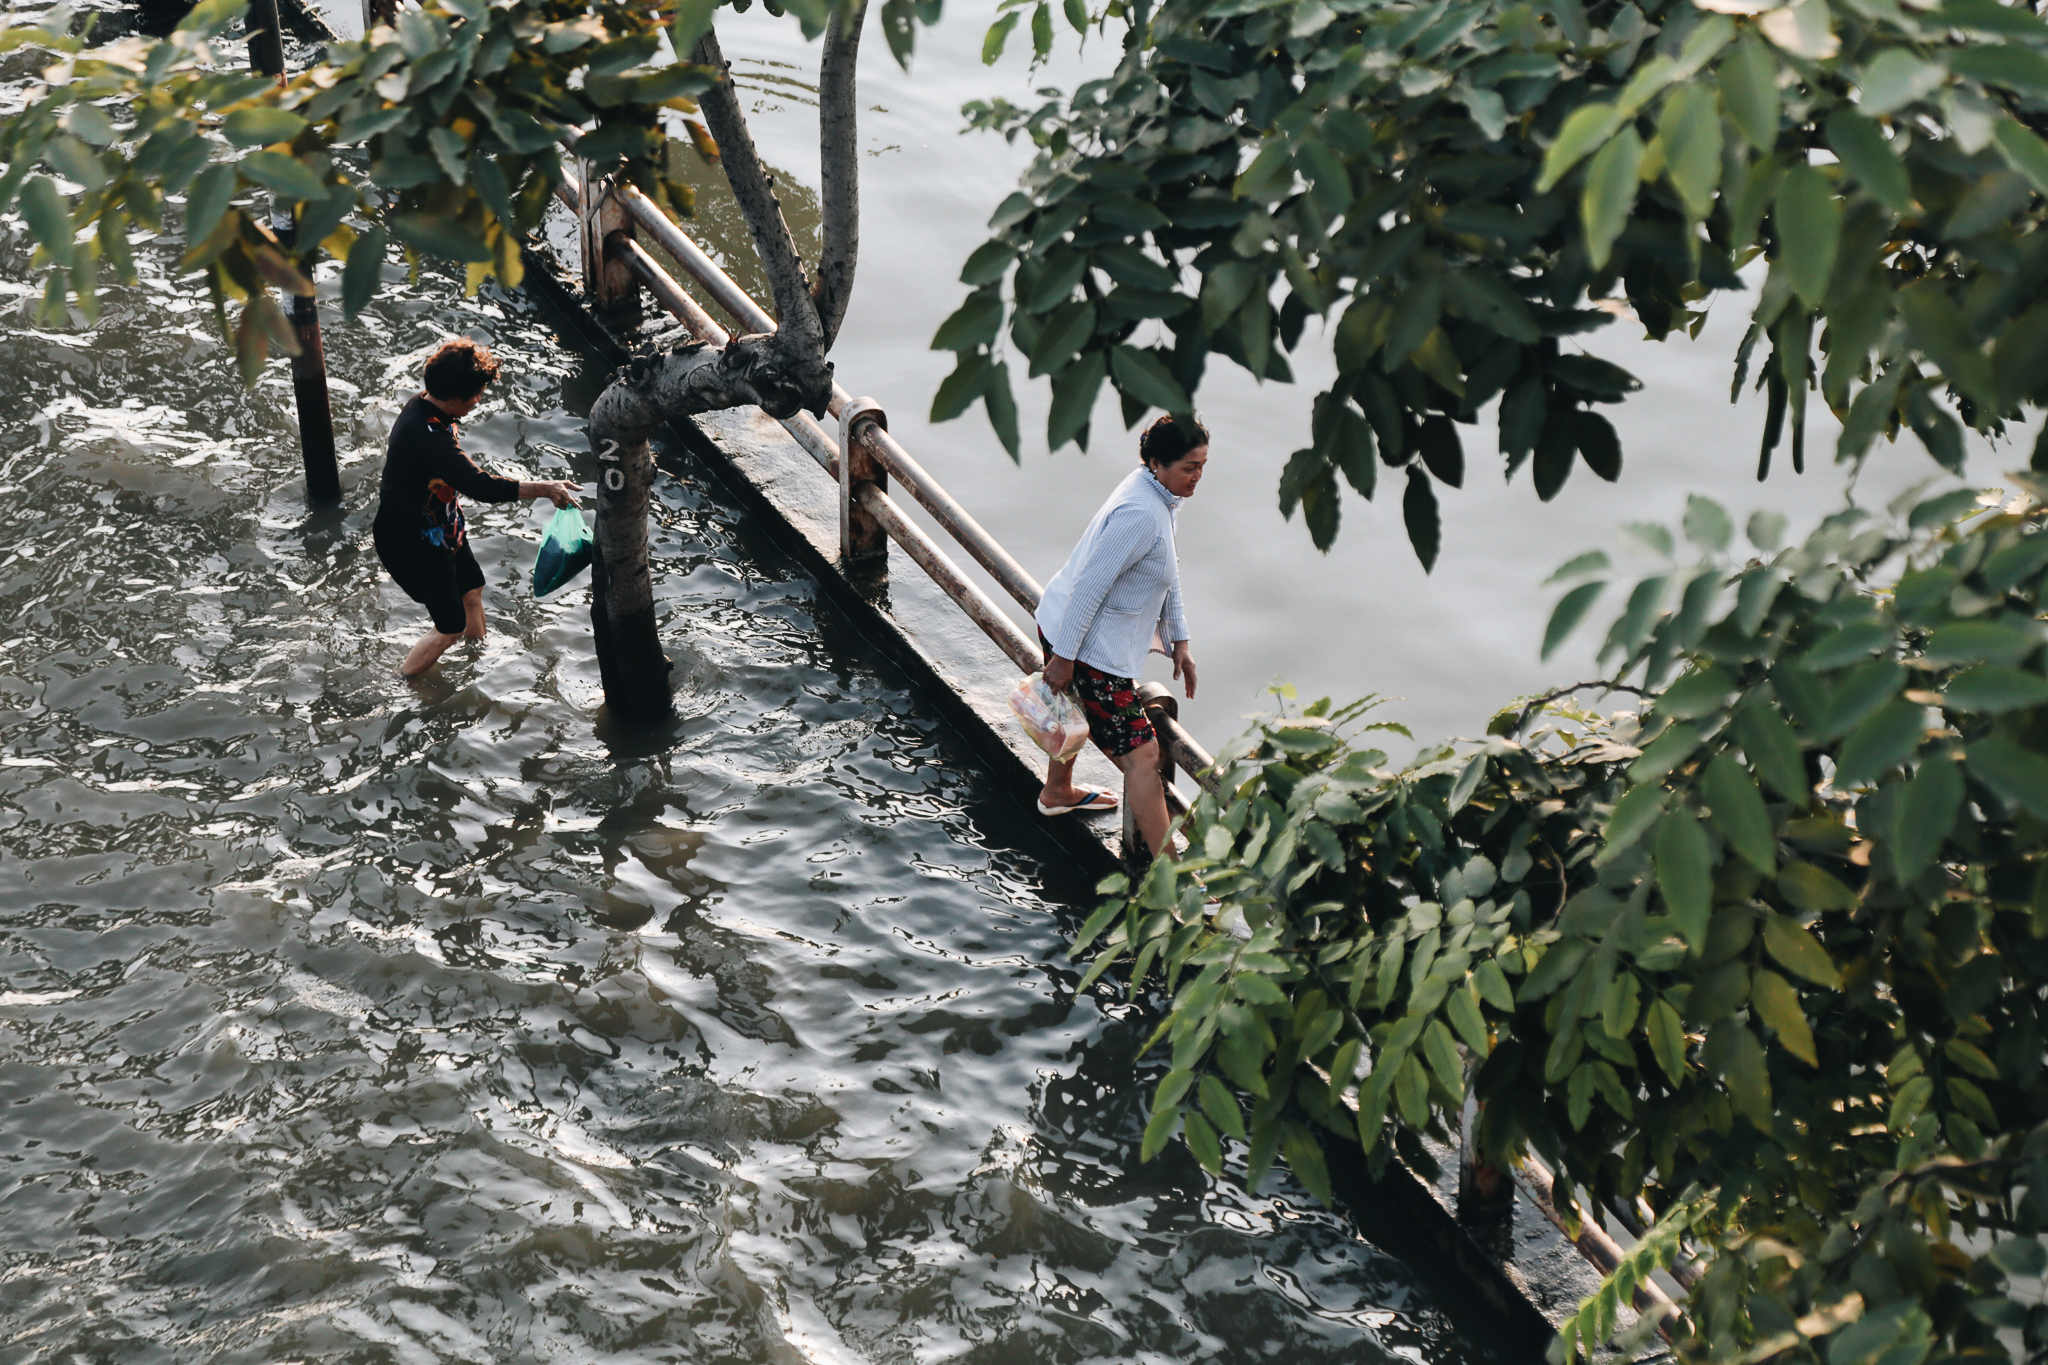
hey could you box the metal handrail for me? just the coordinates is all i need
[612,182,1045,615]
[566,182,1046,677]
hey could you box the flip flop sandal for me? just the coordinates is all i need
[1036,790,1119,816]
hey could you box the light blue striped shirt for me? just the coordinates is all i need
[1035,467,1189,679]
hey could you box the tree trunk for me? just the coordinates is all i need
[577,26,859,725]
[588,363,669,722]
[814,0,868,348]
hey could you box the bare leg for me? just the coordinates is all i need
[1114,739,1170,859]
[400,627,464,677]
[461,587,485,640]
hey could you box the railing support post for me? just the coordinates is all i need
[578,164,640,315]
[838,396,888,573]
[1129,681,1187,867]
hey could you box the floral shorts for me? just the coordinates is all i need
[1040,631,1155,760]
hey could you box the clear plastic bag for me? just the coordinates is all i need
[532,506,593,596]
[1008,672,1088,761]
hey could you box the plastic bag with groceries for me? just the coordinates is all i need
[1007,672,1088,761]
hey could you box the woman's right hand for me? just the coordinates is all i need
[1043,654,1075,694]
[543,480,580,508]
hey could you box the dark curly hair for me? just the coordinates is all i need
[1138,413,1209,469]
[423,337,502,401]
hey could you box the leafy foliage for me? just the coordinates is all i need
[1080,483,2048,1363]
[0,0,937,377]
[947,0,2048,564]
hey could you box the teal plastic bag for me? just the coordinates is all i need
[532,506,593,596]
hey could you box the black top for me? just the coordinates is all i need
[372,394,520,559]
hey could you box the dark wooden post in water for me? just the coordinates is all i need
[246,0,340,505]
[838,397,887,575]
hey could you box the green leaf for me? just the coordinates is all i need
[17,174,74,266]
[1833,701,1926,789]
[930,350,993,422]
[1109,344,1190,417]
[1474,960,1515,1011]
[1735,701,1807,801]
[1893,756,1962,884]
[1027,299,1096,377]
[1402,467,1440,572]
[222,106,309,147]
[1993,118,2048,199]
[1604,783,1668,859]
[671,0,718,59]
[62,102,119,148]
[1926,621,2040,667]
[1183,1109,1222,1174]
[982,9,1020,63]
[984,360,1021,461]
[1659,83,1723,221]
[1828,110,1913,215]
[1720,36,1782,154]
[1967,736,2048,820]
[931,291,1003,351]
[1324,1040,1361,1109]
[1682,494,1733,552]
[1751,968,1817,1065]
[1046,349,1105,451]
[238,150,328,202]
[1581,127,1645,271]
[1280,1122,1335,1205]
[1446,983,1489,1053]
[1861,49,1944,116]
[1574,410,1621,482]
[1520,939,1592,1002]
[1140,1100,1180,1162]
[1543,581,1606,660]
[1647,997,1687,1084]
[390,212,492,263]
[1537,102,1623,193]
[1775,164,1840,311]
[1703,752,1776,874]
[342,224,388,320]
[1656,807,1715,953]
[1944,666,2048,713]
[1717,1022,1774,1128]
[1774,865,1856,920]
[1950,44,2048,98]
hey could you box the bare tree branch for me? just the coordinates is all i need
[814,0,868,349]
[693,26,828,384]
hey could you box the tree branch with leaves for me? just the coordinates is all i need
[942,0,2048,569]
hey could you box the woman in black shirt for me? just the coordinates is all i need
[373,338,579,677]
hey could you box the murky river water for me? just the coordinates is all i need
[0,28,1525,1348]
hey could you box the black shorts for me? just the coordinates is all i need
[377,533,485,634]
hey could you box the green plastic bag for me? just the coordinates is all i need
[532,506,593,596]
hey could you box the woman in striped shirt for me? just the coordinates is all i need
[1034,415,1206,859]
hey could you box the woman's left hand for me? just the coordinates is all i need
[1172,640,1197,699]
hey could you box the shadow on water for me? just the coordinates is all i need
[0,125,1527,1365]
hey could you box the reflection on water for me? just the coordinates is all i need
[0,178,1514,1361]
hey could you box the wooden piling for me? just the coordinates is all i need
[247,0,340,505]
[577,166,640,315]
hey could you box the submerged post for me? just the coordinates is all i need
[246,0,340,505]
[838,397,887,575]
